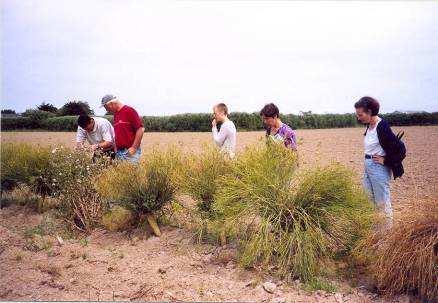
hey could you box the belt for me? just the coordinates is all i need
[365,154,372,159]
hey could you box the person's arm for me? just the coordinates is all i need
[75,127,87,150]
[212,123,230,147]
[130,127,145,151]
[284,130,297,150]
[127,108,144,155]
[95,140,113,151]
[97,121,114,151]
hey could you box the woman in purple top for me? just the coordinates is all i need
[260,103,297,150]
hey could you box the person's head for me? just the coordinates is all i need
[213,103,229,123]
[354,96,380,124]
[260,103,280,128]
[101,94,122,114]
[77,114,94,132]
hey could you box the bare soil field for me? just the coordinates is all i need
[1,126,437,302]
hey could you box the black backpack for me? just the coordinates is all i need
[395,130,407,161]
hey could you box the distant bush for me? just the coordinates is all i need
[1,117,36,130]
[44,116,79,131]
[22,109,56,128]
[1,109,16,115]
[381,111,438,126]
[2,111,438,131]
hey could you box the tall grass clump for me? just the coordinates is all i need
[364,199,438,302]
[214,142,373,282]
[178,145,234,243]
[1,143,51,191]
[182,145,232,216]
[95,148,182,236]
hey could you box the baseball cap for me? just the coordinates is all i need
[100,94,117,107]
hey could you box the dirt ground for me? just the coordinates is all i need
[1,126,437,302]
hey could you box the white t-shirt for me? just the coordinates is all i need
[364,118,386,156]
[76,117,115,148]
[212,120,237,158]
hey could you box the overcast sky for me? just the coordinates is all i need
[2,1,438,116]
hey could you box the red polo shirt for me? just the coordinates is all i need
[113,105,143,149]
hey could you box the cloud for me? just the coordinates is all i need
[2,1,438,115]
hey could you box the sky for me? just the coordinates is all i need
[2,1,438,116]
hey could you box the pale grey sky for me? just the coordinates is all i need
[2,1,438,115]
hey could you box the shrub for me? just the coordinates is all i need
[44,116,79,131]
[32,146,109,199]
[1,117,36,130]
[364,199,438,301]
[2,111,438,131]
[21,109,56,128]
[59,182,107,232]
[214,142,373,282]
[95,148,182,235]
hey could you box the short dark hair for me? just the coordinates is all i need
[354,96,380,116]
[77,114,92,129]
[260,103,279,118]
[215,103,228,115]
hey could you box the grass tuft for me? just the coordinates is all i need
[214,142,373,282]
[362,198,438,301]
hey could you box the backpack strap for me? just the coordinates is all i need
[396,131,405,140]
[363,124,369,136]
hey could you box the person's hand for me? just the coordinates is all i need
[212,118,217,128]
[91,144,99,151]
[372,155,385,165]
[127,147,137,156]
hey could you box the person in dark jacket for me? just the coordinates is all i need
[354,96,406,228]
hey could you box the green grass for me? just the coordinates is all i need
[214,141,373,282]
[95,147,182,221]
[304,278,338,293]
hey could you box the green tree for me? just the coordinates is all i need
[1,109,16,115]
[58,100,94,116]
[37,102,58,113]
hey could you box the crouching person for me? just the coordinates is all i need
[76,114,115,160]
[101,94,145,163]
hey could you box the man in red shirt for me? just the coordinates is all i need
[101,95,145,163]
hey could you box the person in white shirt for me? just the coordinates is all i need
[355,96,394,228]
[76,115,115,159]
[211,103,237,158]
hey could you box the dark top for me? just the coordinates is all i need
[374,118,406,179]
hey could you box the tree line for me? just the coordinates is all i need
[1,101,437,131]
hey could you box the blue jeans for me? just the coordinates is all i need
[115,148,141,164]
[363,159,393,225]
